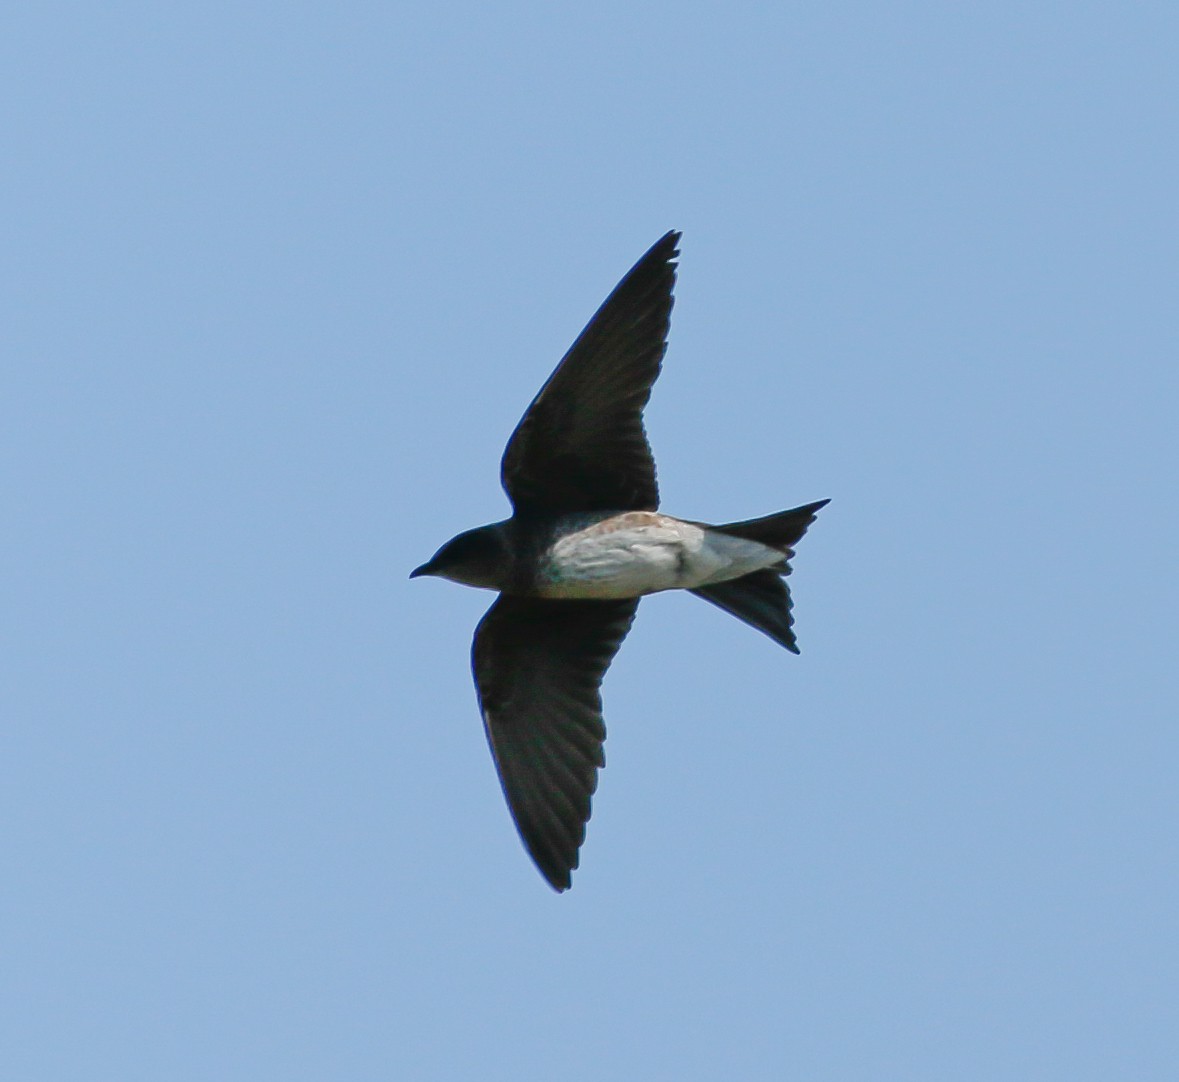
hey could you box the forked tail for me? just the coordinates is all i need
[691,499,829,653]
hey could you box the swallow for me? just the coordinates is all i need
[411,231,828,891]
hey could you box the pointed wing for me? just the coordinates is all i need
[472,595,638,891]
[500,231,679,514]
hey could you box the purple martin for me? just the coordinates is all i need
[411,231,828,891]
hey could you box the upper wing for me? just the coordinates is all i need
[500,231,680,514]
[472,595,639,891]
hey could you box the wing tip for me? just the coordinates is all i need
[530,840,577,892]
[544,868,574,893]
[651,228,681,264]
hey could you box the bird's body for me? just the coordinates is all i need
[412,231,828,891]
[425,510,790,600]
[538,511,785,599]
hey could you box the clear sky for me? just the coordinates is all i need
[3,4,1177,1080]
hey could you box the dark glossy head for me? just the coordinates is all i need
[410,522,510,591]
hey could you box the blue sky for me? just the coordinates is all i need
[3,4,1177,1079]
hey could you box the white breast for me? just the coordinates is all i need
[536,512,782,600]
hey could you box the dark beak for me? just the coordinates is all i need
[409,562,431,579]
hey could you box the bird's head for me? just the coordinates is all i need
[410,523,510,591]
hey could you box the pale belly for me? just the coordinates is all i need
[533,512,782,600]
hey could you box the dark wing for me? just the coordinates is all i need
[500,231,680,514]
[472,595,638,891]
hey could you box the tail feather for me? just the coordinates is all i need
[710,498,830,553]
[691,569,801,653]
[692,499,829,652]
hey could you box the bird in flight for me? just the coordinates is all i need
[412,231,828,891]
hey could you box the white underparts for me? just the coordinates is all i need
[535,512,783,600]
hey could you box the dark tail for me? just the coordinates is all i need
[709,498,830,553]
[691,499,829,653]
